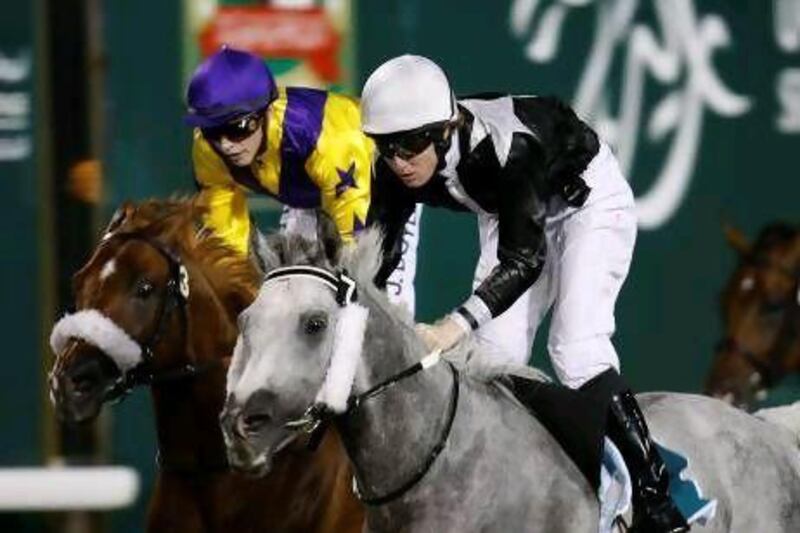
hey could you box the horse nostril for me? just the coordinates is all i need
[64,351,120,396]
[243,413,271,434]
[69,371,99,395]
[67,360,105,395]
[74,376,97,394]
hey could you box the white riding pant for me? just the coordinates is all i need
[279,205,422,316]
[473,144,637,389]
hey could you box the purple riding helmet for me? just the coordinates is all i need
[184,46,278,128]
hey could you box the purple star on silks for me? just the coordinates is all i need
[335,162,358,197]
[353,214,365,233]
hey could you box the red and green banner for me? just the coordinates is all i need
[199,7,342,85]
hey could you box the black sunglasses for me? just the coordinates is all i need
[202,114,262,143]
[372,124,448,160]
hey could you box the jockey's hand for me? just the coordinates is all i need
[415,314,470,353]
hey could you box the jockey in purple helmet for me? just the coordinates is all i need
[185,46,375,255]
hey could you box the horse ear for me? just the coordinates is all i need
[316,211,342,265]
[253,231,283,273]
[103,202,135,236]
[724,223,751,255]
[342,228,384,286]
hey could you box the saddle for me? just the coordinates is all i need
[507,370,717,531]
[506,368,626,490]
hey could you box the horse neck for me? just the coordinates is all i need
[150,254,242,472]
[150,373,229,473]
[337,293,455,496]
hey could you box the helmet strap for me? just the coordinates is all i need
[434,121,458,172]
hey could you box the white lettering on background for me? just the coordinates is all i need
[510,0,751,229]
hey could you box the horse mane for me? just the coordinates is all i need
[114,197,261,307]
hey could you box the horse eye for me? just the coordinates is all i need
[304,314,328,335]
[135,279,155,299]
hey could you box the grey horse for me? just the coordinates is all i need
[221,222,800,532]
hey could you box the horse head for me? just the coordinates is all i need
[220,214,391,476]
[49,198,259,423]
[706,222,800,409]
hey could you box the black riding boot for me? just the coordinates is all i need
[607,390,689,533]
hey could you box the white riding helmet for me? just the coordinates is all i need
[361,55,457,135]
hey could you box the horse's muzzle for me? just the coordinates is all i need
[220,397,284,477]
[50,340,120,423]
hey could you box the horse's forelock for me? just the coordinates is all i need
[93,200,202,260]
[255,227,384,287]
[255,232,330,271]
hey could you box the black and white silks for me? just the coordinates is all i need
[369,94,599,330]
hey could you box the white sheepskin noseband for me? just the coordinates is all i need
[314,303,369,413]
[50,309,142,372]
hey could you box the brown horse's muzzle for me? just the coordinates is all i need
[50,339,121,423]
[705,352,768,411]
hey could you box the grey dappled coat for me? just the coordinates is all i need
[225,228,800,532]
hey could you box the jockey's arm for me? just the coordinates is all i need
[305,128,373,245]
[456,135,548,331]
[195,184,251,255]
[192,132,251,255]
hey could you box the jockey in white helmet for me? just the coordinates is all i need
[361,54,688,533]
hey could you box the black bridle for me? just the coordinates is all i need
[98,232,220,402]
[267,265,460,506]
[347,359,460,506]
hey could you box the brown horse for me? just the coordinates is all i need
[705,222,800,410]
[49,198,363,532]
